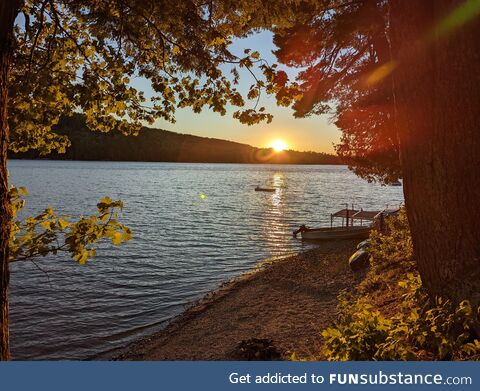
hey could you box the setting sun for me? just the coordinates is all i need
[269,139,288,152]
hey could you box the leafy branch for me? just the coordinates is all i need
[9,186,132,265]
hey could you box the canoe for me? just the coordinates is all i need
[356,239,371,250]
[300,225,371,240]
[255,187,276,192]
[349,249,370,270]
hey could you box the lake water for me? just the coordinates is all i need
[8,160,403,360]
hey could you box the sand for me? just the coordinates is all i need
[117,239,360,360]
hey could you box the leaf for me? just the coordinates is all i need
[111,232,123,245]
[58,219,70,230]
[40,221,53,231]
[99,196,113,205]
[77,250,89,265]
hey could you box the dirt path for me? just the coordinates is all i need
[118,240,360,360]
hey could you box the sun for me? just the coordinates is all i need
[269,139,288,152]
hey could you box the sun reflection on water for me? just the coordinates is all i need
[261,172,291,256]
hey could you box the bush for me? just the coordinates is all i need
[321,210,480,361]
[369,208,413,269]
[322,298,392,360]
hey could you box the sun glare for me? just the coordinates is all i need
[270,140,288,152]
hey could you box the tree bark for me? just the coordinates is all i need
[390,0,480,303]
[0,0,20,360]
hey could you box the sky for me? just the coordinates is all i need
[133,31,341,154]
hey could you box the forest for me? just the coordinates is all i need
[9,114,339,164]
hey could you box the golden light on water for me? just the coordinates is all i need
[262,172,287,255]
[269,140,288,152]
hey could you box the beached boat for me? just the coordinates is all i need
[293,206,386,241]
[255,186,276,192]
[298,225,372,240]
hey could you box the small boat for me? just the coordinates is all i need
[389,180,402,186]
[356,239,371,250]
[297,225,372,240]
[349,249,370,270]
[255,186,276,192]
[293,205,382,241]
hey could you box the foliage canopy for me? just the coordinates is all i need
[10,0,306,155]
[272,0,401,182]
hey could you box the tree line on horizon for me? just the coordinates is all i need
[9,114,340,165]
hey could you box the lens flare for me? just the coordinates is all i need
[432,0,480,39]
[365,61,397,86]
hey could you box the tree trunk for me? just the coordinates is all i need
[390,0,480,303]
[0,0,20,361]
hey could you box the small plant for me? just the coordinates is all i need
[322,299,392,360]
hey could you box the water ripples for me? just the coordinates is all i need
[8,161,403,359]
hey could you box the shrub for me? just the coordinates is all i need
[321,210,480,361]
[322,298,392,360]
[369,208,413,269]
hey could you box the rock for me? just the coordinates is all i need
[231,338,284,360]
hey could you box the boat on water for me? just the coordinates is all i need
[293,206,397,241]
[255,186,276,192]
[389,180,402,186]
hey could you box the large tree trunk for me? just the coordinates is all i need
[0,0,20,360]
[390,0,480,303]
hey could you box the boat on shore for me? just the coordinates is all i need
[297,225,372,240]
[255,186,276,192]
[293,206,396,241]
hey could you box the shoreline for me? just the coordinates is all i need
[115,239,361,360]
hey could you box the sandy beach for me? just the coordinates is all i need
[117,239,361,360]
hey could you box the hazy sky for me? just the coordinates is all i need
[134,31,341,154]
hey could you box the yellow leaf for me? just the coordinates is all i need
[99,196,112,204]
[58,219,70,230]
[112,232,123,245]
[123,229,132,242]
[41,221,52,231]
[77,250,88,265]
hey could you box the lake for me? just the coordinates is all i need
[8,160,404,360]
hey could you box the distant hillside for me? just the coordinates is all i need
[10,114,340,164]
